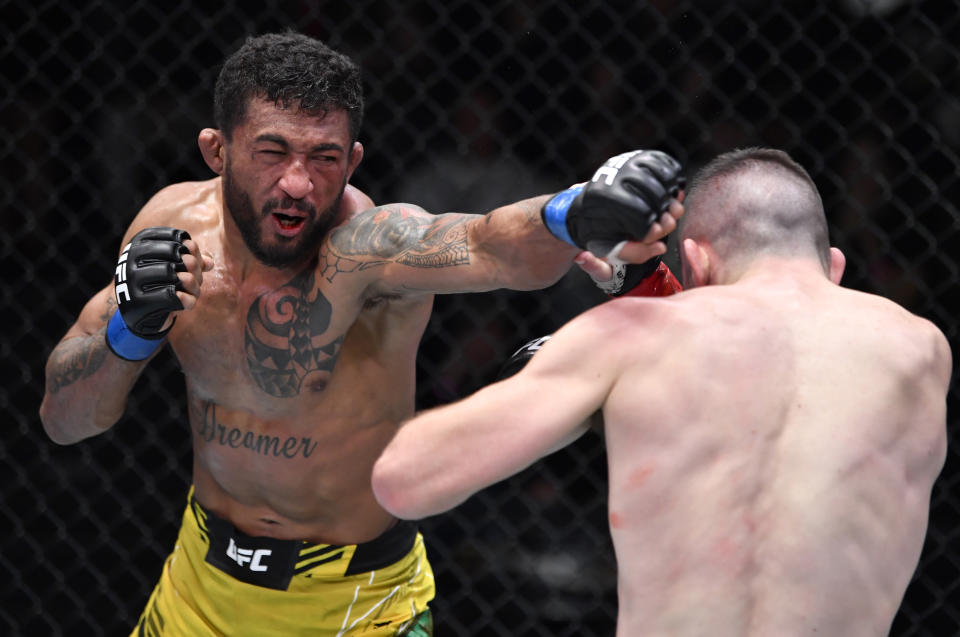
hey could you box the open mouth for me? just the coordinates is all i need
[273,212,306,230]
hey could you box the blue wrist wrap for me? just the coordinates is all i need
[542,184,584,247]
[106,310,165,361]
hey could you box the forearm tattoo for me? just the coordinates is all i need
[47,296,116,394]
[245,269,342,397]
[324,204,470,278]
[517,196,548,226]
[47,330,109,394]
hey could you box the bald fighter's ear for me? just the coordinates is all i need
[828,247,846,285]
[199,128,225,175]
[681,238,710,288]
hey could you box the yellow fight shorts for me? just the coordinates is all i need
[131,489,435,636]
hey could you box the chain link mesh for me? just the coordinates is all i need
[3,1,958,635]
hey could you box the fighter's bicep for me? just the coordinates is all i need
[413,374,594,496]
[488,369,594,452]
[513,327,619,444]
[328,204,502,295]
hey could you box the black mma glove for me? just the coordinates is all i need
[541,149,685,257]
[496,335,552,380]
[106,226,190,361]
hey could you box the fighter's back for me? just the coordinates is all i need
[600,267,950,637]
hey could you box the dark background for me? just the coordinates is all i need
[2,1,958,635]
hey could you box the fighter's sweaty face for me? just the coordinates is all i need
[221,100,356,268]
[223,163,343,268]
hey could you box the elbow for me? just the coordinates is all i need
[371,456,407,518]
[39,397,97,445]
[39,408,76,445]
[371,454,421,520]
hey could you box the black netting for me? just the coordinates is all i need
[3,1,959,635]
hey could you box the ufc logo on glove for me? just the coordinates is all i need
[592,150,646,186]
[114,242,132,304]
[540,149,684,258]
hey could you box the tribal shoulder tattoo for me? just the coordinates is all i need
[246,206,473,397]
[321,204,470,281]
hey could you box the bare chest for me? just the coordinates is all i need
[169,265,359,411]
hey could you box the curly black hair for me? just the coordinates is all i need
[214,32,364,142]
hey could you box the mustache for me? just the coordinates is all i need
[262,197,316,216]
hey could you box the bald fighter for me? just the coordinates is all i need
[373,147,951,637]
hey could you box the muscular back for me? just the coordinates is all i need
[602,273,949,636]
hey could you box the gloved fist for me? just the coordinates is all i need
[496,335,552,380]
[542,150,685,257]
[106,227,190,360]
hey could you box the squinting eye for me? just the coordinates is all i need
[256,150,285,163]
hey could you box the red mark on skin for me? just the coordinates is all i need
[713,537,736,559]
[610,511,625,529]
[626,465,655,489]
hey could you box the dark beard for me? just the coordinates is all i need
[223,166,343,268]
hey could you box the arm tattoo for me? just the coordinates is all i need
[47,329,109,394]
[517,197,546,225]
[325,204,470,278]
[245,269,343,397]
[47,296,116,394]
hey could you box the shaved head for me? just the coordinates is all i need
[680,148,830,275]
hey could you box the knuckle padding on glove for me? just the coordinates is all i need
[135,226,191,243]
[106,225,193,359]
[131,260,178,282]
[135,239,189,270]
[541,149,684,254]
[575,151,682,247]
[623,173,668,210]
[135,285,181,308]
[118,228,190,336]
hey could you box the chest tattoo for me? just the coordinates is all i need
[244,270,342,397]
[195,400,319,459]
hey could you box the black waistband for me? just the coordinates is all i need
[191,494,418,590]
[343,518,418,576]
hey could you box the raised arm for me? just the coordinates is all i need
[39,190,212,444]
[328,196,573,296]
[371,304,624,519]
[329,149,685,298]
